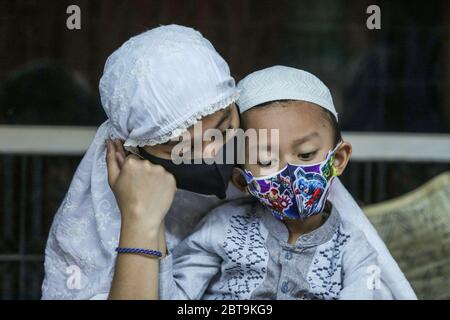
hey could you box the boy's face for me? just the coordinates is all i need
[241,101,351,177]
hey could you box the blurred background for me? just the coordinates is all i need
[0,0,449,299]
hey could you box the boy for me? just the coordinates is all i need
[158,66,386,299]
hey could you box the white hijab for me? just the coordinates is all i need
[329,179,416,299]
[41,25,240,299]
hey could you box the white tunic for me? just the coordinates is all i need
[160,198,393,300]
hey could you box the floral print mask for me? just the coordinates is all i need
[241,144,340,220]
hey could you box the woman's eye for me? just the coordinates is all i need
[298,151,317,160]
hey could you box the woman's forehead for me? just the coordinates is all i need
[186,104,234,133]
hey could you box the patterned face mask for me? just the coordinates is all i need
[241,144,341,220]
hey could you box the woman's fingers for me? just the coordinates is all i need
[114,139,127,159]
[116,151,126,168]
[106,139,121,188]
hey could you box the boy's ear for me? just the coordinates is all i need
[333,141,352,176]
[231,167,249,194]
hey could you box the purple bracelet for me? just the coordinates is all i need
[115,247,163,258]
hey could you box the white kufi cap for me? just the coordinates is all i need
[237,65,337,120]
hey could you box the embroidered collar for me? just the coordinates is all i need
[257,201,340,249]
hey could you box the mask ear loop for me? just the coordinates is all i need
[323,140,343,160]
[128,147,145,160]
[119,145,145,160]
[330,141,344,177]
[235,167,254,185]
[121,144,145,159]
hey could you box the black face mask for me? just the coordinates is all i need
[137,137,237,199]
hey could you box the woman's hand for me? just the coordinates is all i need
[106,139,174,300]
[106,139,176,236]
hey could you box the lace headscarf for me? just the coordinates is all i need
[101,25,238,148]
[41,25,240,299]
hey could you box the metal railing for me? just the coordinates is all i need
[1,125,450,161]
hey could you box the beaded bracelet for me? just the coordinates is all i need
[115,247,163,258]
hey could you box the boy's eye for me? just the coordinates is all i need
[298,151,317,161]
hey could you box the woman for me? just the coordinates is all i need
[42,25,241,299]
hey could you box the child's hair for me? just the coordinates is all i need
[323,108,342,147]
[241,99,342,147]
